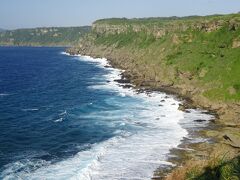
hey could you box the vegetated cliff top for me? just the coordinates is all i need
[0,26,91,46]
[72,13,240,179]
[79,13,240,104]
[94,13,240,26]
[92,13,240,36]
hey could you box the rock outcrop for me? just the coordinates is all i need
[68,14,240,155]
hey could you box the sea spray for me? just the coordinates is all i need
[1,49,213,180]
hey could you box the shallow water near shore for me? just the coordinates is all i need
[0,47,213,179]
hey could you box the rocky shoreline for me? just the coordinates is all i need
[66,46,240,179]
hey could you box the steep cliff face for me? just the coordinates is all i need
[70,14,240,128]
[68,13,240,179]
[0,26,91,46]
[92,15,240,37]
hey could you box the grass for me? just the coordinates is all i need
[79,13,240,180]
[90,13,240,102]
[187,156,240,180]
[0,26,91,46]
[94,13,239,27]
[165,155,240,180]
[166,26,240,101]
[94,31,156,48]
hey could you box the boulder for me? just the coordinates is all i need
[232,39,240,48]
[178,104,186,111]
[223,133,240,148]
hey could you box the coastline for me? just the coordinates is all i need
[64,51,191,179]
[1,47,190,179]
[65,49,224,179]
[66,44,240,126]
[0,44,71,48]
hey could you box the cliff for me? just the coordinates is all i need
[70,14,240,124]
[68,13,240,179]
[0,26,91,46]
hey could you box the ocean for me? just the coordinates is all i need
[0,47,213,179]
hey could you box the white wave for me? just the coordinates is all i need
[1,53,214,179]
[61,52,110,68]
[54,118,63,123]
[0,93,10,96]
[59,110,67,116]
[77,55,110,68]
[4,119,184,180]
[22,108,39,112]
[60,52,71,56]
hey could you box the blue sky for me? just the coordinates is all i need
[1,0,240,29]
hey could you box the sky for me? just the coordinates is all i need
[1,0,240,30]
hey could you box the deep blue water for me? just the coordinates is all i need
[0,47,121,168]
[0,47,212,179]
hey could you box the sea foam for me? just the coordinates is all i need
[1,53,214,180]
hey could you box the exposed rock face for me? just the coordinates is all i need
[0,26,91,46]
[92,23,168,37]
[92,24,129,34]
[178,104,187,112]
[194,21,224,32]
[223,133,240,148]
[67,14,240,180]
[154,30,166,38]
[92,18,240,39]
[172,34,180,45]
[68,14,240,129]
[232,38,240,48]
[68,41,240,127]
[68,15,240,179]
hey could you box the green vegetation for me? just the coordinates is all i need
[71,13,240,180]
[86,13,240,102]
[186,156,240,180]
[164,153,240,180]
[95,31,156,48]
[94,13,240,28]
[165,26,240,101]
[0,26,91,46]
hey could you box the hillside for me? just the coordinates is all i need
[68,13,240,179]
[0,26,91,46]
[69,13,240,121]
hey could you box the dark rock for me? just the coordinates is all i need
[223,135,232,141]
[114,79,131,84]
[104,65,111,68]
[194,119,207,122]
[121,84,133,89]
[136,89,145,94]
[209,119,216,123]
[178,104,186,111]
[160,100,165,102]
